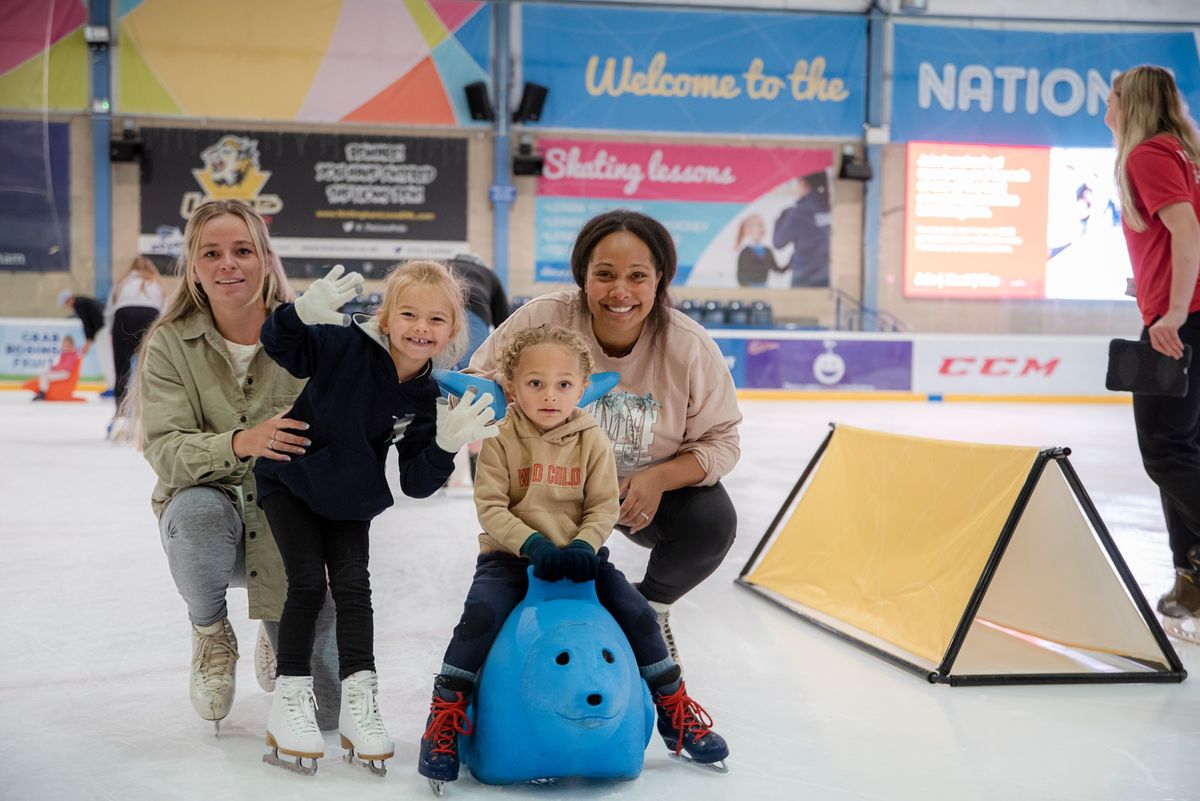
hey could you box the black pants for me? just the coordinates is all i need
[1133,312,1200,569]
[621,481,737,605]
[442,549,668,676]
[262,492,374,679]
[112,306,158,405]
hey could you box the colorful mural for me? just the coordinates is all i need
[0,0,89,111]
[117,0,490,123]
[0,0,490,121]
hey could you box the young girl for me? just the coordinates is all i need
[734,213,780,288]
[26,335,81,400]
[418,324,728,791]
[255,261,499,776]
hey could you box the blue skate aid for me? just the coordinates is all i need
[460,567,654,785]
[433,370,620,422]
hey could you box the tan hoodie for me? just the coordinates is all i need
[467,289,741,485]
[474,405,620,556]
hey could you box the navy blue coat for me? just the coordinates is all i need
[254,303,455,521]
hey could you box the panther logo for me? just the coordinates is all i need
[200,136,259,188]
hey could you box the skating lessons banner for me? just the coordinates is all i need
[891,25,1200,146]
[535,139,834,287]
[139,128,467,278]
[0,121,70,272]
[521,6,866,137]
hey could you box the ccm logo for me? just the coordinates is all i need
[938,357,1060,377]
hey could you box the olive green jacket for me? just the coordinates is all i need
[141,309,304,619]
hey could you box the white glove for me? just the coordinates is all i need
[435,389,500,453]
[294,264,364,326]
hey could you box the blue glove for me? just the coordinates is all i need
[520,533,563,582]
[561,540,599,582]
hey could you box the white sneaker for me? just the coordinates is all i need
[190,619,238,729]
[255,623,276,692]
[648,600,682,670]
[264,675,324,775]
[339,670,394,776]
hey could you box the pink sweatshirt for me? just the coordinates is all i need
[468,289,741,485]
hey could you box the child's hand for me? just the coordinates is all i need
[434,388,500,453]
[294,264,364,326]
[561,540,599,582]
[520,533,563,582]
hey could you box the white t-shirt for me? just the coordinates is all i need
[110,278,165,312]
[222,338,259,385]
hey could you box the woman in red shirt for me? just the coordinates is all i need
[1107,65,1200,642]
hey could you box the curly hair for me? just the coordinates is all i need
[496,324,595,381]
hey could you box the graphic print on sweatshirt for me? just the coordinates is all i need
[592,390,660,471]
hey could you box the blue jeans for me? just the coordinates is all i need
[442,549,671,678]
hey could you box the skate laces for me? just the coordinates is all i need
[281,683,320,735]
[655,681,714,755]
[348,678,388,740]
[423,692,473,756]
[193,624,238,683]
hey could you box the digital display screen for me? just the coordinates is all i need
[904,141,1133,301]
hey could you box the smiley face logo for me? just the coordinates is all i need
[812,340,846,385]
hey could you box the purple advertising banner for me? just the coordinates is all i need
[744,339,912,390]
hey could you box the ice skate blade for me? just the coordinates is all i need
[668,751,730,774]
[1161,615,1200,645]
[428,778,445,795]
[342,750,389,777]
[263,749,320,776]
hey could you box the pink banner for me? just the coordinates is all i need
[537,139,832,202]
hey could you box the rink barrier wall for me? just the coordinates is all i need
[1,317,1133,401]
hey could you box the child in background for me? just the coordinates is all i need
[418,324,729,790]
[27,335,81,401]
[735,213,780,288]
[255,262,499,776]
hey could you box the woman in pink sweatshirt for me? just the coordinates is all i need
[468,209,742,672]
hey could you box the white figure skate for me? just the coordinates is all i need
[263,675,325,775]
[254,623,277,693]
[339,670,394,777]
[190,618,238,736]
[649,599,682,670]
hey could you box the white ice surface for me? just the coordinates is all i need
[1,394,1196,801]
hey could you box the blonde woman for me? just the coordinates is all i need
[108,256,164,427]
[1106,65,1200,642]
[133,199,339,733]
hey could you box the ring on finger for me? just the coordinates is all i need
[638,511,649,521]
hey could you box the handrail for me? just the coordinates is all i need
[830,288,909,332]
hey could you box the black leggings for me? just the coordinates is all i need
[1132,312,1200,569]
[262,492,374,680]
[112,306,158,405]
[621,481,737,605]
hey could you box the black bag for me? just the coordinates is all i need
[1105,339,1192,396]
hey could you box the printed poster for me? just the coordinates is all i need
[139,127,467,278]
[535,139,834,288]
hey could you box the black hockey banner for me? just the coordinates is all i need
[138,128,467,277]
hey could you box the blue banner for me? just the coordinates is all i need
[521,6,866,137]
[0,121,71,271]
[891,25,1200,146]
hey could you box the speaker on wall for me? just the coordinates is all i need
[512,82,549,123]
[464,81,496,122]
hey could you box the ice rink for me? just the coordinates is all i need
[1,393,1196,801]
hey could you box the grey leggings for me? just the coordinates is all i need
[159,486,340,727]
